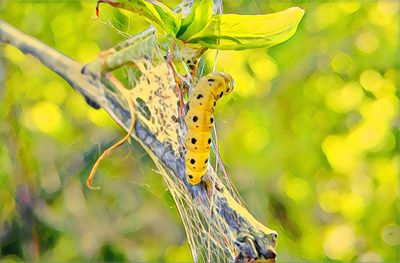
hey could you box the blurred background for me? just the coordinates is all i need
[0,0,399,262]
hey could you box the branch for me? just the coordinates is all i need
[0,20,101,110]
[0,10,277,262]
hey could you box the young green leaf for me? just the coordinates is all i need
[177,0,213,40]
[185,7,305,50]
[97,0,181,36]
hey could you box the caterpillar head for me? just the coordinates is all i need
[198,72,235,100]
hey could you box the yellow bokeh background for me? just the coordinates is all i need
[0,0,399,262]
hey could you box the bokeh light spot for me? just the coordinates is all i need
[355,31,379,54]
[249,54,278,82]
[322,135,357,174]
[330,52,353,74]
[369,2,397,26]
[25,102,63,134]
[323,225,356,261]
[21,10,44,35]
[340,192,365,219]
[284,177,310,202]
[381,224,400,246]
[359,69,381,92]
[165,245,192,262]
[357,252,383,262]
[319,190,340,213]
[77,41,101,61]
[338,2,361,14]
[51,14,73,38]
[314,4,341,30]
[4,44,26,63]
[43,81,67,105]
[325,82,363,112]
[88,108,111,127]
[242,126,269,153]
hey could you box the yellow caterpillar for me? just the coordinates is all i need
[185,72,234,185]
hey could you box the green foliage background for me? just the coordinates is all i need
[0,0,399,262]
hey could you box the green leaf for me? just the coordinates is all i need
[177,0,213,40]
[98,0,181,36]
[185,7,305,50]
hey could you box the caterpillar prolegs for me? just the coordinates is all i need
[185,72,235,185]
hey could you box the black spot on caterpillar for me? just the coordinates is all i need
[184,72,234,185]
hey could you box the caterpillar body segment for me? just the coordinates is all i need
[185,130,211,153]
[184,72,235,185]
[185,110,214,131]
[187,93,216,113]
[185,151,209,172]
